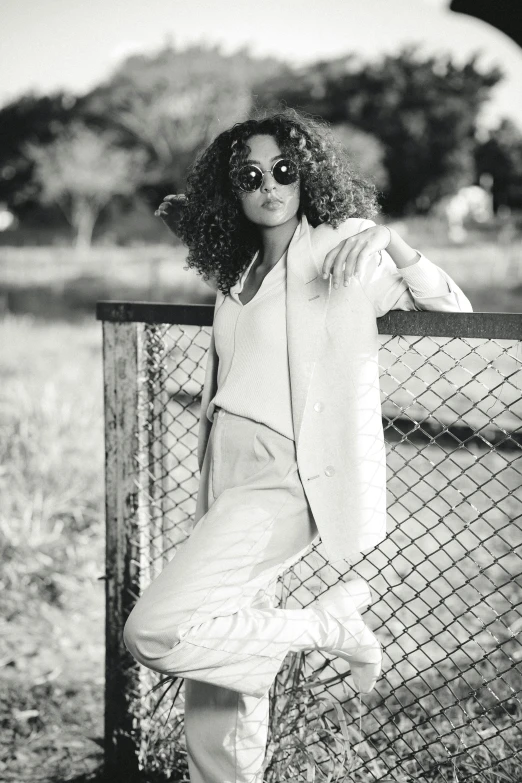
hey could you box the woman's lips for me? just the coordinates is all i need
[262,201,283,210]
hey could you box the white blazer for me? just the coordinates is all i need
[195,214,472,563]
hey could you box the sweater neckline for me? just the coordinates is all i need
[231,249,287,305]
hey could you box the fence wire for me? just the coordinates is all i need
[105,317,522,783]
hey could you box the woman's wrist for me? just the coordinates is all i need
[383,226,420,269]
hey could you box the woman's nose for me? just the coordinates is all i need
[261,173,277,192]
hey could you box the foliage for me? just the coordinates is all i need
[82,43,289,197]
[475,118,522,210]
[257,46,503,214]
[0,92,78,210]
[330,122,388,191]
[23,123,146,249]
[0,42,515,226]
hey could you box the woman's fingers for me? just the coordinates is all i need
[155,193,186,211]
[154,196,186,238]
[165,193,186,201]
[155,194,186,221]
[322,239,363,287]
[322,228,388,288]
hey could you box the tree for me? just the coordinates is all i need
[24,123,146,249]
[330,123,388,191]
[82,43,289,196]
[258,47,502,214]
[0,92,78,210]
[475,119,522,210]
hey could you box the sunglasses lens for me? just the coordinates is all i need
[273,159,298,185]
[236,165,263,192]
[234,159,298,192]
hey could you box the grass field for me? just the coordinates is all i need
[1,223,522,319]
[0,314,106,782]
[1,227,521,782]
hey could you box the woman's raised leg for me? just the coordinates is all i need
[183,583,278,783]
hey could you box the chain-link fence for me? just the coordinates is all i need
[96,302,522,783]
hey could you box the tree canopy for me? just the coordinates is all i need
[475,119,522,211]
[81,44,289,193]
[24,123,146,248]
[256,46,503,213]
[0,40,517,232]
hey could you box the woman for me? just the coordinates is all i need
[124,109,472,783]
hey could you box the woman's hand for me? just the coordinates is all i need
[155,194,186,237]
[321,225,392,288]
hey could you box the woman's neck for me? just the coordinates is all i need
[256,214,300,269]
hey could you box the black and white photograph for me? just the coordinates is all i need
[1,2,522,782]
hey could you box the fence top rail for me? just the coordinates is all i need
[95,300,522,339]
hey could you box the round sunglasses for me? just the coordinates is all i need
[232,158,299,193]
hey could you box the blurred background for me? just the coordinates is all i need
[0,1,521,780]
[1,0,522,315]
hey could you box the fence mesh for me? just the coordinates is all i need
[107,317,522,783]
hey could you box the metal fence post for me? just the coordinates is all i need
[102,320,143,782]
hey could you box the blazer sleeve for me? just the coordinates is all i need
[355,219,473,317]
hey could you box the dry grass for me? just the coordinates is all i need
[1,226,522,318]
[0,244,213,321]
[0,313,106,782]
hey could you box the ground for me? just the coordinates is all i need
[0,221,521,781]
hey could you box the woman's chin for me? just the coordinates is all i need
[249,209,297,228]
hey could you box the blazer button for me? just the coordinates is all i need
[324,465,335,477]
[314,401,324,412]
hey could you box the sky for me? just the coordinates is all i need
[2,0,522,130]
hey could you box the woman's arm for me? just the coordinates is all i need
[385,228,421,269]
[322,219,473,316]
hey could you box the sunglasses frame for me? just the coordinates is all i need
[232,157,299,193]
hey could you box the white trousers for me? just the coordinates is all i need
[124,408,349,783]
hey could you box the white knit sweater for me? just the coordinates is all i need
[208,246,451,440]
[209,248,294,438]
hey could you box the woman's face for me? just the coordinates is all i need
[233,134,300,228]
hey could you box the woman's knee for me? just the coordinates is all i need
[122,605,181,668]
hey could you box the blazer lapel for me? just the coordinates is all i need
[286,214,331,446]
[197,289,224,472]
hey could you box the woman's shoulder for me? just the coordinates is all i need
[313,216,375,237]
[310,217,376,252]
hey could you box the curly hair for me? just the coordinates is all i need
[176,107,380,296]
